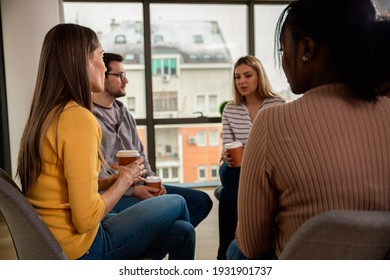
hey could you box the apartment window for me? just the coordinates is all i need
[156,166,180,182]
[196,95,206,112]
[198,166,207,181]
[202,54,211,61]
[209,95,218,113]
[126,97,135,113]
[172,167,178,179]
[188,53,198,60]
[163,59,169,75]
[170,59,177,75]
[210,165,219,180]
[153,34,164,44]
[216,53,226,60]
[162,168,169,178]
[125,54,135,61]
[193,35,204,44]
[152,58,177,76]
[153,92,178,112]
[152,59,161,76]
[209,130,219,147]
[115,34,126,44]
[196,131,207,147]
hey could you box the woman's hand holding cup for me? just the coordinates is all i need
[224,141,243,168]
[222,150,234,167]
[111,157,146,187]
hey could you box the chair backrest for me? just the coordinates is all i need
[0,168,67,259]
[279,210,390,260]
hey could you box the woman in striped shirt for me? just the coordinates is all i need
[217,55,285,259]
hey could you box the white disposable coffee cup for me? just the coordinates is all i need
[224,141,243,167]
[145,176,162,196]
[116,150,140,165]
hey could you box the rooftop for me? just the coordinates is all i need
[100,19,232,64]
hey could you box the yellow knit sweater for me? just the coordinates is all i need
[236,84,390,259]
[26,101,106,259]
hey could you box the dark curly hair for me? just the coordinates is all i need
[275,0,390,101]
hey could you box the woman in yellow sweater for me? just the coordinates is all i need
[17,23,195,260]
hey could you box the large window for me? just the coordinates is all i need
[63,2,147,117]
[2,1,390,185]
[150,4,247,119]
[63,1,291,185]
[255,4,295,101]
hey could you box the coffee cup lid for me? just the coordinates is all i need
[225,141,243,149]
[116,150,140,157]
[145,176,162,183]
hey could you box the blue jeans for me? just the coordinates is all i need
[78,194,195,260]
[226,239,248,260]
[112,184,213,228]
[227,239,276,260]
[217,163,241,259]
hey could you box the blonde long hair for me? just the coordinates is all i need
[232,55,278,104]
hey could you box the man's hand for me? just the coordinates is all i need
[131,184,167,200]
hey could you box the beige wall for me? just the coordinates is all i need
[1,0,61,181]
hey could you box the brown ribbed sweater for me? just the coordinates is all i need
[236,83,390,259]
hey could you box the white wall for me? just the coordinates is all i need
[1,0,61,179]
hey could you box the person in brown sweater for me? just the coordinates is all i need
[227,0,390,259]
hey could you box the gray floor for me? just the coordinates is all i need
[194,187,219,260]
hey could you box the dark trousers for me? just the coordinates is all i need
[217,162,241,260]
[112,184,213,228]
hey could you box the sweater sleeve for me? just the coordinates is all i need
[236,110,278,259]
[221,102,235,147]
[126,111,154,177]
[58,106,106,233]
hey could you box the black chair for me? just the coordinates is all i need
[279,210,390,260]
[214,185,223,201]
[0,168,67,259]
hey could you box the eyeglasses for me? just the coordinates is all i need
[106,72,127,80]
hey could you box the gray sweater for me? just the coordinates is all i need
[93,100,155,182]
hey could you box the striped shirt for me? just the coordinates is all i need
[221,96,285,149]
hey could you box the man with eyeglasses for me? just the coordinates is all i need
[92,53,213,228]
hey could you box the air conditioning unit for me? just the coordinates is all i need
[188,136,197,145]
[162,74,170,83]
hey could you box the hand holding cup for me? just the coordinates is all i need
[145,176,162,196]
[224,141,243,167]
[111,156,146,187]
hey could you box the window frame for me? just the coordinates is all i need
[0,8,12,174]
[60,0,291,172]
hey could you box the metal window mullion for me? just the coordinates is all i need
[142,0,157,172]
